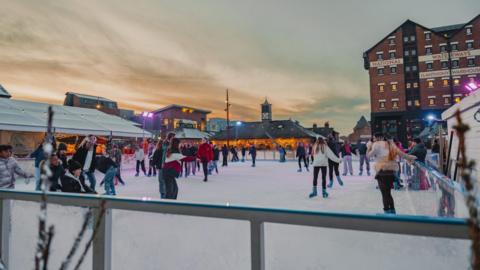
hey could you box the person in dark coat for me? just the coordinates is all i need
[408,138,427,163]
[248,144,257,167]
[296,142,309,172]
[39,153,64,191]
[241,146,246,162]
[327,136,343,187]
[30,142,45,191]
[72,135,97,191]
[57,143,68,171]
[96,153,117,195]
[210,144,220,174]
[221,144,229,167]
[356,140,370,176]
[60,160,95,194]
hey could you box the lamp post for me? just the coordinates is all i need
[141,111,153,140]
[235,121,242,142]
[225,89,231,147]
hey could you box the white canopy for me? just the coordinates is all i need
[174,128,210,139]
[0,99,150,138]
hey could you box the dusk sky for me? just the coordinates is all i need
[0,0,478,134]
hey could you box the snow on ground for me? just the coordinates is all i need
[11,161,470,270]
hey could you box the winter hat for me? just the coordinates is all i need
[58,143,67,151]
[67,159,82,172]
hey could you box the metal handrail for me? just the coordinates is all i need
[0,189,469,270]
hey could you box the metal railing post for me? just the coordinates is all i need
[250,220,265,270]
[0,199,10,268]
[92,208,112,270]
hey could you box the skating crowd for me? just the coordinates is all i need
[0,131,434,214]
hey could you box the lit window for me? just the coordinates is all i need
[415,100,420,107]
[443,79,449,87]
[455,97,461,103]
[427,63,433,70]
[380,101,386,109]
[454,79,460,86]
[452,60,459,68]
[468,58,475,66]
[379,85,385,92]
[389,52,396,59]
[440,45,447,52]
[428,81,434,88]
[429,98,436,106]
[390,66,397,73]
[466,42,474,50]
[425,47,432,54]
[413,82,419,88]
[406,82,411,89]
[377,68,384,75]
[444,97,450,105]
[466,28,472,35]
[391,83,397,91]
[392,101,399,108]
[451,44,458,51]
[425,33,431,40]
[441,61,448,69]
[407,100,412,106]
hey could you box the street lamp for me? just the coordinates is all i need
[235,121,242,142]
[141,111,153,140]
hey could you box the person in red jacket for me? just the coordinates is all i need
[197,138,213,182]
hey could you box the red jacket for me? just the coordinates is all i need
[197,143,213,162]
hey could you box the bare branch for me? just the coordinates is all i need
[59,210,93,270]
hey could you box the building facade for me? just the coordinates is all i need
[145,104,211,138]
[347,116,372,143]
[363,15,480,144]
[63,92,120,116]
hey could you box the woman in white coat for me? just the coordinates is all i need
[309,137,342,198]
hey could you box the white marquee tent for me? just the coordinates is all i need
[0,98,150,138]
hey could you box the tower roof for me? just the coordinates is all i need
[262,98,271,105]
[0,85,11,98]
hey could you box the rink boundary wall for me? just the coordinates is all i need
[0,190,469,270]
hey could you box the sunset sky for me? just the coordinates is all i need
[0,0,477,134]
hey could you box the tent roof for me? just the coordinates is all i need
[0,99,150,138]
[174,128,210,139]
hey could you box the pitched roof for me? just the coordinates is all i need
[0,85,11,98]
[174,128,211,139]
[211,119,318,140]
[152,104,211,114]
[431,23,465,34]
[66,92,116,103]
[354,116,370,130]
[306,126,337,137]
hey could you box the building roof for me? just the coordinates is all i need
[431,23,465,34]
[152,104,211,114]
[354,116,370,130]
[306,126,337,137]
[0,85,11,98]
[0,98,150,137]
[174,128,211,140]
[211,119,319,140]
[66,92,116,103]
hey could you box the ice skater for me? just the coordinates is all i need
[249,144,257,167]
[296,142,309,172]
[356,139,370,176]
[327,136,343,188]
[309,137,342,198]
[162,138,187,199]
[368,133,416,214]
[341,140,354,176]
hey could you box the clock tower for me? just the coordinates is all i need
[261,98,272,122]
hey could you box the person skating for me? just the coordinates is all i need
[309,137,342,198]
[72,135,98,191]
[296,142,309,172]
[0,145,34,189]
[356,140,370,176]
[368,133,416,214]
[188,144,198,176]
[162,138,186,199]
[30,141,46,191]
[60,160,95,194]
[197,138,213,182]
[112,144,125,185]
[157,133,176,198]
[96,151,118,195]
[40,153,64,191]
[211,145,220,174]
[408,138,427,163]
[249,144,257,167]
[147,140,157,177]
[241,146,246,162]
[134,144,147,177]
[327,136,343,188]
[278,145,286,162]
[221,144,229,166]
[341,140,354,176]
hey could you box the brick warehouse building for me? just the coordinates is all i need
[363,14,479,144]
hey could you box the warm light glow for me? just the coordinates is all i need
[465,81,479,92]
[236,121,242,126]
[142,111,153,118]
[455,97,461,103]
[96,104,101,109]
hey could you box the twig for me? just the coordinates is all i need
[73,201,107,270]
[453,110,480,270]
[43,226,54,270]
[59,210,93,270]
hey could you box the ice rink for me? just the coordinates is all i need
[11,160,470,270]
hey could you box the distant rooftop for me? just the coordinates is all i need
[354,116,370,130]
[153,104,211,114]
[431,23,465,34]
[0,85,11,98]
[66,92,116,103]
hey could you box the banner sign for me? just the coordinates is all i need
[420,66,480,79]
[419,49,480,62]
[369,58,403,68]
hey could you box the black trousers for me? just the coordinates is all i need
[313,166,328,189]
[201,160,209,180]
[148,159,156,176]
[298,155,308,169]
[376,170,395,211]
[222,155,228,166]
[252,155,256,166]
[328,159,340,180]
[164,174,178,199]
[136,160,146,174]
[116,166,125,184]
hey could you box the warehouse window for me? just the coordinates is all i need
[426,62,433,70]
[377,68,384,75]
[454,79,460,86]
[429,98,436,106]
[466,41,474,50]
[390,66,397,74]
[378,84,385,92]
[441,61,448,69]
[442,79,449,87]
[389,52,396,59]
[425,47,432,54]
[424,32,431,40]
[452,60,459,68]
[466,27,472,35]
[428,80,434,88]
[468,58,475,66]
[391,83,398,91]
[379,101,386,109]
[440,45,447,52]
[392,101,399,108]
